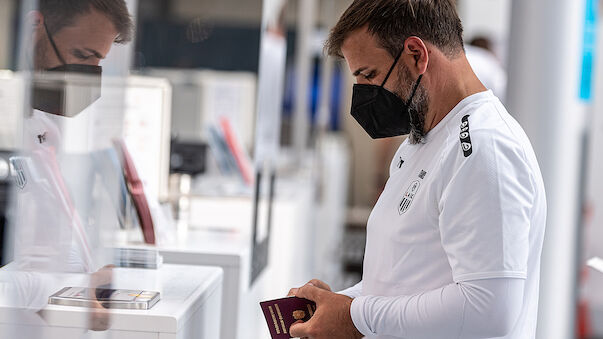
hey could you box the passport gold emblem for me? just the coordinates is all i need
[268,306,280,334]
[307,303,315,316]
[293,310,306,320]
[274,304,287,334]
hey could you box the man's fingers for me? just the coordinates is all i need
[294,283,324,302]
[308,279,331,291]
[288,278,331,298]
[290,319,313,337]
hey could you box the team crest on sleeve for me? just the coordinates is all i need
[459,115,473,157]
[398,180,420,214]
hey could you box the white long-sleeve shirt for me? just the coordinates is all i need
[344,91,546,338]
[339,278,523,338]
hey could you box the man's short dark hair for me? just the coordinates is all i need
[39,0,134,44]
[326,0,464,59]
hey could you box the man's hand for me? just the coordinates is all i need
[88,265,115,331]
[288,279,331,296]
[289,283,363,339]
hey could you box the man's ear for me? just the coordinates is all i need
[403,36,429,75]
[27,11,45,30]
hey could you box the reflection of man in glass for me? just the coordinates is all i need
[0,4,135,337]
[2,1,133,323]
[31,0,133,117]
[13,0,133,273]
[32,0,132,72]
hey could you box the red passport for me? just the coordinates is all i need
[260,297,316,338]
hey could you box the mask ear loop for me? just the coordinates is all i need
[43,22,67,65]
[405,74,423,107]
[406,74,424,127]
[380,47,404,87]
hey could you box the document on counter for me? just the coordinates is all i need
[587,257,603,273]
[260,297,316,339]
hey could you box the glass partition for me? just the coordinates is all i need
[1,0,135,336]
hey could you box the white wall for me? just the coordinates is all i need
[584,15,603,337]
[0,0,15,69]
[457,0,512,61]
[506,0,587,337]
[458,0,511,38]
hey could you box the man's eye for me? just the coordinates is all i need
[364,71,376,80]
[73,51,92,60]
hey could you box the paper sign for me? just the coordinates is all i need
[587,257,603,273]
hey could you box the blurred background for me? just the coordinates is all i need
[0,0,602,338]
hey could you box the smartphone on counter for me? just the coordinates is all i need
[48,286,160,310]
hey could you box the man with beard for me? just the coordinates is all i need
[287,1,546,338]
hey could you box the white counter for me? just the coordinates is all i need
[0,264,223,339]
[118,228,261,339]
[118,171,321,339]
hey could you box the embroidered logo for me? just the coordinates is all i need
[459,115,473,157]
[398,180,420,215]
[418,170,427,179]
[37,132,47,144]
[10,157,27,189]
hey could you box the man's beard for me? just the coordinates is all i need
[395,64,429,144]
[33,35,59,71]
[33,37,49,70]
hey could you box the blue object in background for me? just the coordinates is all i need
[579,0,598,102]
[282,59,344,131]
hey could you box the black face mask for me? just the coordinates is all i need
[350,47,423,139]
[32,23,102,117]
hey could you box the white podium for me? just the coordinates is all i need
[0,264,223,339]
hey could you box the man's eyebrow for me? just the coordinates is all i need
[85,48,105,59]
[353,66,368,77]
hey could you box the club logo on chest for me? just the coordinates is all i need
[398,180,420,215]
